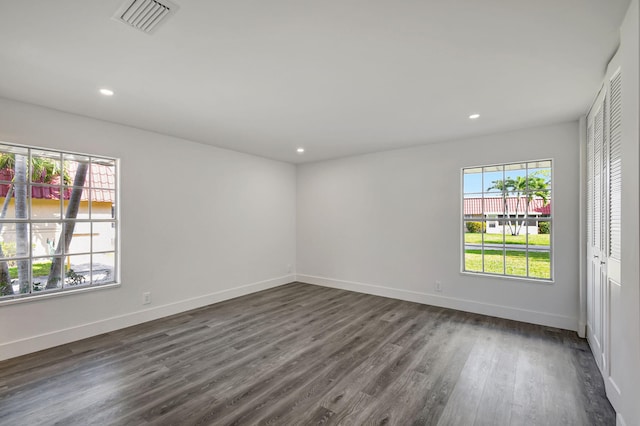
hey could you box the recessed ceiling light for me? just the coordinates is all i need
[469,113,480,119]
[296,147,305,154]
[99,88,114,96]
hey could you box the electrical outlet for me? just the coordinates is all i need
[143,292,151,305]
[435,281,442,292]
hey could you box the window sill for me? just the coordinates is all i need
[460,271,554,285]
[0,282,121,306]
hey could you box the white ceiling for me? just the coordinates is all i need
[0,0,630,163]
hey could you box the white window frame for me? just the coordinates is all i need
[0,142,120,304]
[461,159,553,282]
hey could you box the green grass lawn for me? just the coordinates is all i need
[8,261,52,279]
[464,249,550,279]
[464,233,550,246]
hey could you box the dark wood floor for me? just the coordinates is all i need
[0,282,614,425]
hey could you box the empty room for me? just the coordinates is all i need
[0,0,638,425]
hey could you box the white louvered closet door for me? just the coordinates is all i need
[587,94,605,368]
[586,65,623,407]
[604,69,623,403]
[586,114,594,345]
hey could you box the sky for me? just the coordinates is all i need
[463,162,551,197]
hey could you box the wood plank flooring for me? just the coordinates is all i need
[0,282,615,425]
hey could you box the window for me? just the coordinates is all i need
[462,160,552,280]
[0,143,118,301]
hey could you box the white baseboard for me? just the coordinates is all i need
[297,274,577,331]
[0,274,295,361]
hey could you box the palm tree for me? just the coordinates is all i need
[488,177,518,235]
[488,172,550,236]
[0,153,69,184]
[516,175,550,235]
[14,155,29,293]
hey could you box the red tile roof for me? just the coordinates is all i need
[0,163,115,203]
[464,197,550,215]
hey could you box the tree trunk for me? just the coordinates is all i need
[516,196,537,236]
[46,162,89,289]
[514,197,523,235]
[14,156,29,293]
[0,184,14,296]
[0,261,11,295]
[503,195,515,236]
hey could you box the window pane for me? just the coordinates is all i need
[33,257,62,291]
[0,262,14,296]
[91,159,116,190]
[0,184,28,219]
[66,222,92,255]
[32,183,64,200]
[481,227,505,248]
[92,252,115,284]
[0,223,29,258]
[504,163,527,209]
[0,258,29,296]
[64,154,90,187]
[528,160,551,170]
[10,259,31,294]
[528,219,550,279]
[483,196,505,216]
[31,150,62,185]
[498,219,523,245]
[91,191,115,219]
[501,215,521,237]
[463,193,484,219]
[32,222,62,257]
[64,255,91,288]
[505,162,527,174]
[505,249,527,277]
[31,185,63,220]
[483,249,505,274]
[464,220,485,241]
[0,169,12,184]
[529,251,551,279]
[11,184,29,219]
[0,149,17,183]
[464,248,482,272]
[483,167,503,194]
[528,163,552,200]
[463,169,483,194]
[0,147,29,184]
[527,190,550,216]
[528,161,551,172]
[92,222,116,252]
[63,187,90,219]
[533,221,551,247]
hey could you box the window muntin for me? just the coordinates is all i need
[0,143,118,301]
[462,160,552,281]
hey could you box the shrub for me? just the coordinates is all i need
[538,221,550,234]
[466,221,486,233]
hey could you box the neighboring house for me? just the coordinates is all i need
[464,196,550,234]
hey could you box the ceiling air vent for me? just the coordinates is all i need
[113,0,178,34]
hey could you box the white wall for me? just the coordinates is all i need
[297,122,580,330]
[0,97,297,361]
[614,1,640,424]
